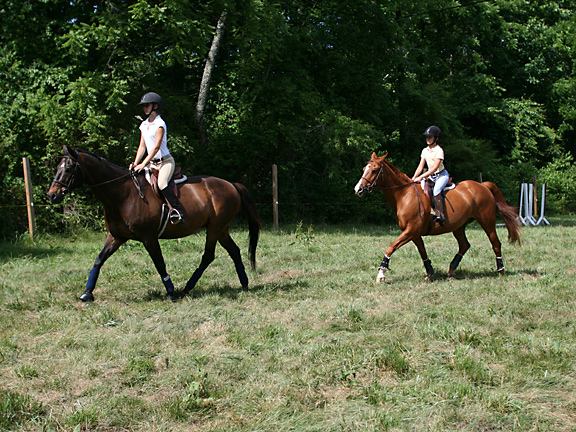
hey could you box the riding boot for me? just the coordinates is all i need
[161,186,185,224]
[434,195,445,226]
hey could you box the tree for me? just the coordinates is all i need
[2,0,576,238]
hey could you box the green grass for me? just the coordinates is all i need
[1,217,576,431]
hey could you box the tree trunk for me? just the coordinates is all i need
[196,11,227,147]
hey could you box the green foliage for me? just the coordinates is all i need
[538,152,576,214]
[1,0,576,237]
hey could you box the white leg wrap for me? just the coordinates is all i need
[376,267,387,282]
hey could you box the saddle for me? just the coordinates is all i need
[421,178,456,210]
[145,167,188,199]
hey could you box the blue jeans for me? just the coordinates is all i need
[430,169,449,196]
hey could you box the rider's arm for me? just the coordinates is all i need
[134,127,165,172]
[131,134,147,169]
[415,158,442,182]
[412,157,426,181]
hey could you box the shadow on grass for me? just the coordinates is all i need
[0,243,70,262]
[141,279,308,303]
[387,267,538,283]
[445,268,539,281]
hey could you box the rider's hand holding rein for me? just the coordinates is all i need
[412,155,442,183]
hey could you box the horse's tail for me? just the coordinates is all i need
[233,183,261,270]
[484,182,521,245]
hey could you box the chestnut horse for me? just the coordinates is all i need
[48,145,260,302]
[354,152,520,281]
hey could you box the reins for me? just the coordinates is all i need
[362,166,426,218]
[361,166,416,191]
[55,156,142,198]
[130,169,147,202]
[91,173,131,188]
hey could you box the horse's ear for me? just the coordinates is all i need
[382,152,389,159]
[64,145,79,160]
[371,152,378,159]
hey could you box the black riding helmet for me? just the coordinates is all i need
[138,92,163,111]
[422,125,442,137]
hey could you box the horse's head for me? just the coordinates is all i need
[47,145,84,204]
[354,152,388,197]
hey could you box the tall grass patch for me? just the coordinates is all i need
[1,218,575,431]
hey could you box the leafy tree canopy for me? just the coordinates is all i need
[2,0,576,236]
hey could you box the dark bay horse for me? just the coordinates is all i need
[48,145,260,302]
[354,152,521,281]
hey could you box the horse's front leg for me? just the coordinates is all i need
[142,238,176,301]
[412,236,435,280]
[80,233,126,302]
[376,228,418,283]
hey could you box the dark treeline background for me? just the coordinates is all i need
[2,0,576,237]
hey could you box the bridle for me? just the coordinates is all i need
[50,156,82,196]
[360,165,415,192]
[360,163,426,217]
[51,154,134,196]
[360,165,384,193]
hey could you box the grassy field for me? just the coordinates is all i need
[1,217,576,431]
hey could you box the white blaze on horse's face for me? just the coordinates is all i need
[354,163,372,195]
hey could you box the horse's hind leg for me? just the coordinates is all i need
[477,218,505,275]
[181,234,218,298]
[412,236,435,280]
[142,238,177,301]
[448,226,471,277]
[218,232,249,289]
[80,233,126,302]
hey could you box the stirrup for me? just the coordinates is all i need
[169,208,184,224]
[435,213,445,226]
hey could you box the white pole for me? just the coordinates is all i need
[525,183,538,225]
[535,184,550,226]
[518,183,528,226]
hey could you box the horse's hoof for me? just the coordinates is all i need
[165,293,177,302]
[498,269,505,277]
[425,274,434,282]
[79,292,94,302]
[376,276,386,283]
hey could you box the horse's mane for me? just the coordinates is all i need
[76,148,128,172]
[383,159,411,182]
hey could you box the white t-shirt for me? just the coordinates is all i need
[420,145,445,174]
[139,115,169,159]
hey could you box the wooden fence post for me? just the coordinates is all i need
[23,157,36,241]
[272,164,279,231]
